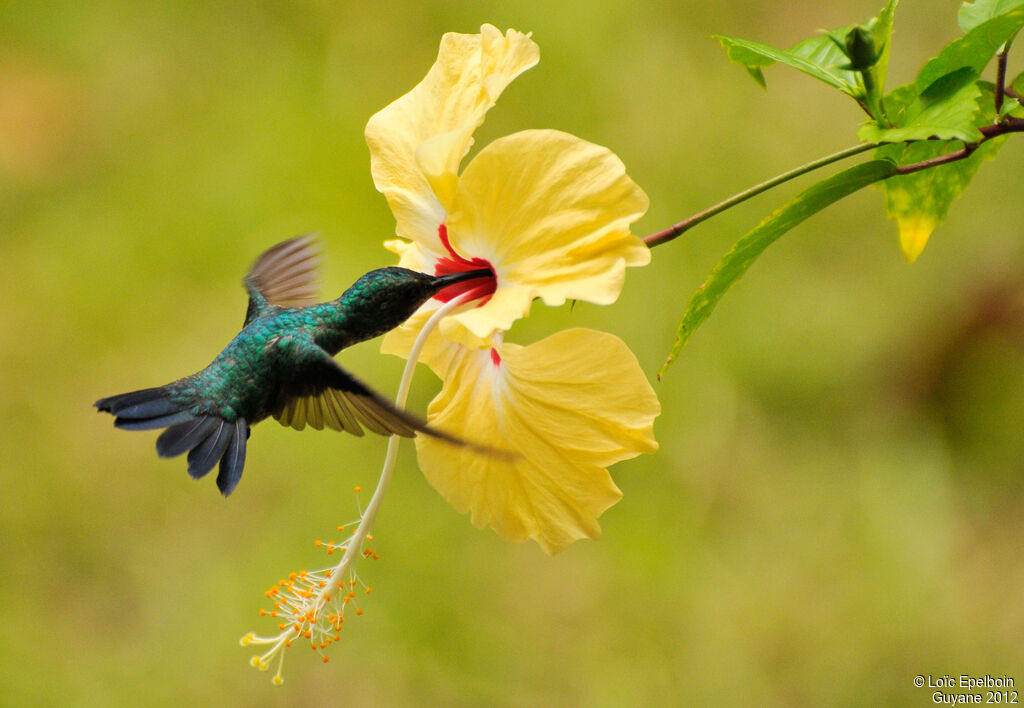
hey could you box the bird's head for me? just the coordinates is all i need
[341,266,494,330]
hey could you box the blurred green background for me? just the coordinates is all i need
[3,0,1023,705]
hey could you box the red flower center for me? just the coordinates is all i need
[433,224,497,304]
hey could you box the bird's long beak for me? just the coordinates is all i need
[431,268,494,289]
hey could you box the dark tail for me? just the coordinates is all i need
[95,388,249,496]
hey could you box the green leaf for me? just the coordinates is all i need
[1012,69,1024,94]
[917,8,1024,91]
[875,82,1007,262]
[716,0,901,110]
[716,36,858,95]
[1005,70,1024,116]
[786,30,860,90]
[659,160,898,379]
[745,66,767,89]
[715,40,770,88]
[959,0,1024,32]
[859,68,983,142]
[871,0,899,97]
[876,139,1005,261]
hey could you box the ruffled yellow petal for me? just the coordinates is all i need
[416,328,660,554]
[366,25,539,249]
[445,129,651,338]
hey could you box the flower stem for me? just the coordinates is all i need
[312,294,472,617]
[643,142,876,248]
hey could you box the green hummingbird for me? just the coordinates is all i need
[95,235,493,496]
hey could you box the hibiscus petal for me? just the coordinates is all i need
[381,307,483,378]
[445,130,651,338]
[415,328,660,554]
[366,25,539,250]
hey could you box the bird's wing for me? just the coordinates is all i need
[243,235,321,325]
[270,340,466,445]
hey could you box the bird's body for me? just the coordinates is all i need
[96,236,492,495]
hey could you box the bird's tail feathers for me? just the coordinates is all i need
[95,387,248,496]
[95,387,193,430]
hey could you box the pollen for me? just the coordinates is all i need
[247,527,379,683]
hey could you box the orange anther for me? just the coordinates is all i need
[322,656,330,663]
[353,486,362,493]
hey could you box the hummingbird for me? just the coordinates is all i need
[95,235,493,496]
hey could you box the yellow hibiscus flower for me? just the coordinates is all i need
[416,330,659,554]
[367,25,660,554]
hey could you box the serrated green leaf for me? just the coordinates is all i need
[917,8,1024,91]
[859,67,983,142]
[659,160,898,379]
[716,36,858,94]
[959,0,1024,32]
[875,82,1007,261]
